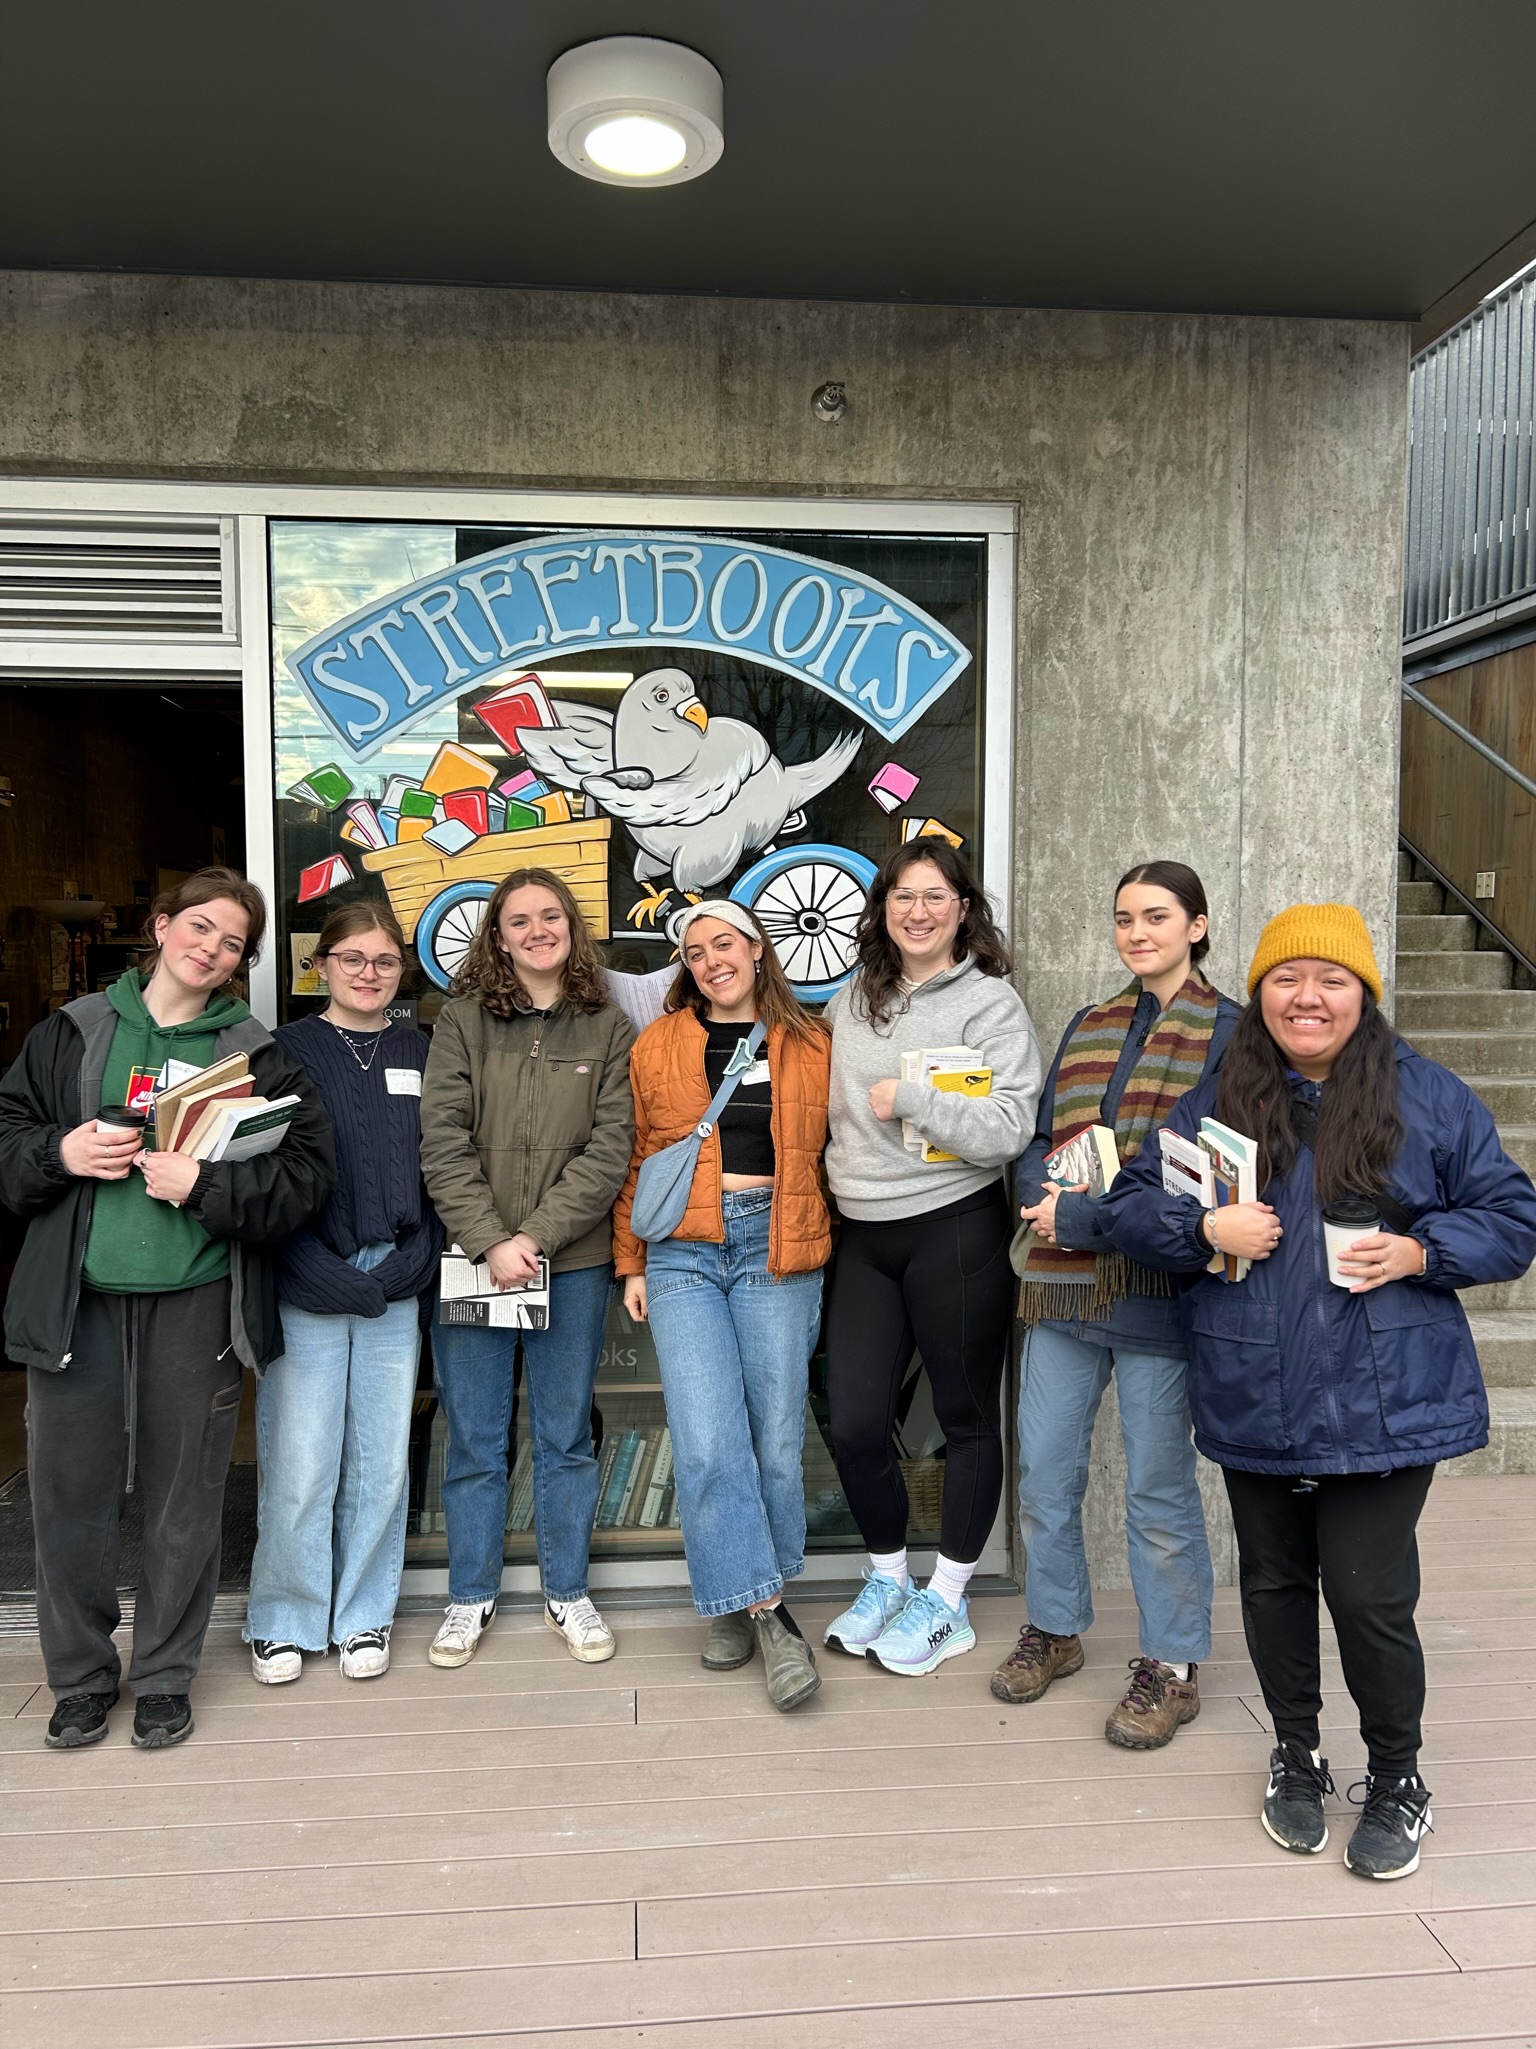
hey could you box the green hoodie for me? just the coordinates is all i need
[82,969,252,1295]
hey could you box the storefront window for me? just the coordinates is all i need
[268,515,989,1569]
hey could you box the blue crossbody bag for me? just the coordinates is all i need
[630,1021,767,1243]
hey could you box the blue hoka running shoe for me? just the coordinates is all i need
[866,1585,976,1676]
[823,1571,910,1656]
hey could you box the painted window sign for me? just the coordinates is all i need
[289,530,971,753]
[271,520,985,1010]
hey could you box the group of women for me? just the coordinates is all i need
[3,836,1533,1884]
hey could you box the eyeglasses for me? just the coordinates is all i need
[888,890,960,913]
[324,950,404,975]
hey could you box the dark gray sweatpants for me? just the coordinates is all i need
[27,1279,242,1699]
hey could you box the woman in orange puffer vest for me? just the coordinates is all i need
[615,899,830,1711]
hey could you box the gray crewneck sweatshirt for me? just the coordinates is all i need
[825,955,1043,1221]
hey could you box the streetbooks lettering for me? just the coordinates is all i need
[439,1245,551,1328]
[899,1044,990,1162]
[1199,1116,1259,1283]
[1042,1124,1119,1196]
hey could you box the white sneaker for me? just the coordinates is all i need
[545,1595,616,1663]
[250,1639,302,1685]
[339,1628,391,1680]
[428,1600,496,1668]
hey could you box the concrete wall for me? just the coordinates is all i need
[0,269,1411,1586]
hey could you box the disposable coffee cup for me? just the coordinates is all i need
[95,1104,148,1139]
[1322,1197,1381,1288]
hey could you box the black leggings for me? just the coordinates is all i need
[824,1183,1014,1564]
[1223,1463,1435,1778]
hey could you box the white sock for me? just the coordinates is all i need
[1163,1662,1190,1682]
[927,1554,976,1612]
[870,1548,909,1589]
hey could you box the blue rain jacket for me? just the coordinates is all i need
[1101,1041,1536,1475]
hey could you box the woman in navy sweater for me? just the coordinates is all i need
[244,903,442,1684]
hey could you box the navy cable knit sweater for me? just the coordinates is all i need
[274,1013,443,1318]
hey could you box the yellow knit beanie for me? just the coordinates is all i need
[1246,903,1383,1003]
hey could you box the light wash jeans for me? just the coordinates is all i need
[246,1249,421,1650]
[431,1263,612,1606]
[644,1187,823,1616]
[1017,1321,1214,1664]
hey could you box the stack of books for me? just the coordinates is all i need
[1159,1117,1258,1281]
[899,1044,993,1163]
[151,1053,300,1162]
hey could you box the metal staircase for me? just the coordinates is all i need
[1394,848,1536,1473]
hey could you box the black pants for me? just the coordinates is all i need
[824,1184,1013,1564]
[1223,1462,1435,1778]
[27,1279,242,1700]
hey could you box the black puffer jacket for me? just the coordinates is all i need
[0,992,336,1373]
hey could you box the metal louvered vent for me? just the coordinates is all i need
[0,513,233,638]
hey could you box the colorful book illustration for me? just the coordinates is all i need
[381,775,423,812]
[287,764,354,811]
[341,800,389,851]
[900,816,964,848]
[297,853,353,903]
[397,785,436,819]
[1199,1116,1259,1283]
[396,816,433,843]
[868,761,921,813]
[423,816,479,855]
[475,676,558,753]
[443,788,490,836]
[422,741,497,796]
[498,767,544,799]
[531,790,575,826]
[899,1044,987,1160]
[1042,1123,1120,1196]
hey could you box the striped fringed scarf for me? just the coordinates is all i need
[1017,973,1219,1324]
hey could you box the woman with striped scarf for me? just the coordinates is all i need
[993,862,1240,1749]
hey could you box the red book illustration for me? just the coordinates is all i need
[474,675,557,754]
[442,788,490,836]
[297,853,353,903]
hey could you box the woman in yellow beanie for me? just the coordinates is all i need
[1104,901,1536,1881]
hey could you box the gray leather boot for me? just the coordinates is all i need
[752,1602,821,1711]
[701,1609,755,1670]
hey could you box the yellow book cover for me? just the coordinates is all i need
[921,1067,992,1163]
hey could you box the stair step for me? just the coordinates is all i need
[1394,949,1512,991]
[1464,1267,1536,1312]
[1401,1029,1536,1077]
[1493,1125,1536,1175]
[1463,1076,1536,1123]
[1396,850,1414,882]
[1395,880,1444,915]
[1396,913,1478,952]
[1465,1311,1536,1388]
[1395,989,1536,1032]
[1441,1386,1536,1474]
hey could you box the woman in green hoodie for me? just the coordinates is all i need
[0,869,335,1753]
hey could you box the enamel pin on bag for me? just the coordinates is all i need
[631,1022,767,1243]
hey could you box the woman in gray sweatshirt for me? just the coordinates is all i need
[821,837,1042,1675]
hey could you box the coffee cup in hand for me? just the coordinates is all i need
[1322,1196,1381,1288]
[95,1105,148,1139]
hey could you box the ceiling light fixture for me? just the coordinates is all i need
[547,36,724,188]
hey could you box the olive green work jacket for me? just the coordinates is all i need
[419,995,636,1273]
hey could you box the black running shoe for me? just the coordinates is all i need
[1261,1741,1335,1853]
[45,1688,118,1750]
[132,1693,193,1749]
[1344,1773,1433,1880]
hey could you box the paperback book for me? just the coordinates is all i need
[439,1247,551,1329]
[1042,1123,1119,1196]
[898,1044,991,1163]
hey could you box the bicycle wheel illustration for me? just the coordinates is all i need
[729,844,878,1001]
[414,880,498,991]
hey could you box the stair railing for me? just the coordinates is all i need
[1400,677,1536,978]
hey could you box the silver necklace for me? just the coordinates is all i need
[324,1015,385,1074]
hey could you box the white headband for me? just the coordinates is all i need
[672,898,761,947]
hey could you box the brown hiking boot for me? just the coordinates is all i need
[990,1622,1085,1704]
[1104,1657,1200,1749]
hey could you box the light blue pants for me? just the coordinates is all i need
[431,1264,612,1606]
[645,1188,822,1617]
[1017,1322,1214,1663]
[246,1284,421,1650]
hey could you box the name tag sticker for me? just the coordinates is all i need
[385,1068,422,1096]
[740,1061,770,1089]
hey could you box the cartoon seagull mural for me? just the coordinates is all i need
[515,668,862,924]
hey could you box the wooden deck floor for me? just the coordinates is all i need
[2,1474,1534,2049]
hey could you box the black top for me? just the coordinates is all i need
[703,1020,775,1178]
[272,1012,443,1317]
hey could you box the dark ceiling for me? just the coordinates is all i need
[4,0,1535,320]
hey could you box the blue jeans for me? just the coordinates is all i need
[431,1263,612,1605]
[644,1188,823,1616]
[247,1275,421,1649]
[1017,1322,1214,1663]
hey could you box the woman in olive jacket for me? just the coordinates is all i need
[418,867,635,1670]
